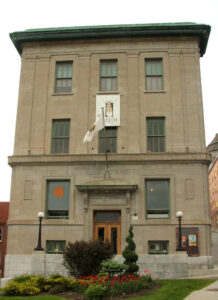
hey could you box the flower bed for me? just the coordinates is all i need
[2,272,153,300]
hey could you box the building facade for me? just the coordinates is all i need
[5,23,212,278]
[0,202,9,278]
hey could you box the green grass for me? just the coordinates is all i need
[129,279,216,300]
[0,296,67,300]
[0,279,216,300]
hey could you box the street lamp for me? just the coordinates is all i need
[34,211,44,251]
[176,211,185,251]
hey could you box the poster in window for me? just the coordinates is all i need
[189,235,197,246]
[182,236,186,248]
[96,95,120,126]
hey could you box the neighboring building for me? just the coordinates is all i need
[207,134,218,263]
[0,202,9,277]
[5,23,212,278]
[207,134,218,161]
[209,156,218,228]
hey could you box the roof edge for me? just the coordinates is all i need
[10,22,211,56]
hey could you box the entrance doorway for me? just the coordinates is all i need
[93,211,121,254]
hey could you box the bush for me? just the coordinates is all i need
[85,284,107,300]
[48,284,66,294]
[122,225,139,275]
[12,274,32,283]
[100,260,128,278]
[63,240,113,277]
[3,281,40,296]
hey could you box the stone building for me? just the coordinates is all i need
[0,202,9,277]
[5,23,212,278]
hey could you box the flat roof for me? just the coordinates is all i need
[10,22,211,56]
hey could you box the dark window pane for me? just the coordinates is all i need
[99,127,117,153]
[145,59,163,90]
[111,228,117,254]
[98,228,104,241]
[146,180,169,218]
[52,120,70,154]
[46,240,66,253]
[100,60,117,91]
[96,212,120,222]
[55,62,72,93]
[147,118,165,152]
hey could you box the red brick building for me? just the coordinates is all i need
[0,202,9,277]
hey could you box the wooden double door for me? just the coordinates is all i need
[93,211,121,254]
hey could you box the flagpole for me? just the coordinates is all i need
[101,107,110,180]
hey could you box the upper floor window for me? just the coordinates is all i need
[145,59,163,90]
[55,62,72,93]
[51,119,70,154]
[147,117,165,152]
[46,180,70,219]
[146,179,169,219]
[0,228,2,242]
[100,60,117,92]
[98,127,117,153]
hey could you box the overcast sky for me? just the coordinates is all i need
[1,0,217,202]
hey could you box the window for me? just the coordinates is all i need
[51,120,70,154]
[55,62,72,93]
[0,228,2,242]
[145,59,163,90]
[146,179,169,218]
[46,181,70,219]
[100,60,117,91]
[147,117,165,152]
[46,240,66,254]
[98,127,117,153]
[148,241,169,254]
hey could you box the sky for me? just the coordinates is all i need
[0,0,218,202]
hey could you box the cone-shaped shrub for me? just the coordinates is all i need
[122,225,139,275]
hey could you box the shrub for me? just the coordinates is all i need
[3,281,40,296]
[85,284,107,300]
[122,225,139,275]
[100,260,128,278]
[12,274,32,283]
[48,284,66,294]
[63,240,113,277]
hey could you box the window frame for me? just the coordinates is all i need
[98,127,117,153]
[146,117,165,152]
[46,240,66,254]
[0,227,2,242]
[145,58,163,91]
[55,61,73,93]
[51,119,70,154]
[145,179,170,219]
[99,60,118,92]
[148,241,169,254]
[46,180,70,219]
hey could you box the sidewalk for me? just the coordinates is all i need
[184,280,218,300]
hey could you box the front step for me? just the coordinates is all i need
[188,266,218,278]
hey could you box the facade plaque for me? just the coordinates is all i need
[96,95,120,126]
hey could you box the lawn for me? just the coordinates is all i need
[0,279,216,300]
[129,279,216,300]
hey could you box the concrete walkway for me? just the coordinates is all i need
[184,280,218,300]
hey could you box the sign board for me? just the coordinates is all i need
[96,95,120,126]
[189,235,197,246]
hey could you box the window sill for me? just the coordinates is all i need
[52,92,74,96]
[97,91,120,95]
[144,90,166,93]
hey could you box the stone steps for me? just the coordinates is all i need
[188,266,218,278]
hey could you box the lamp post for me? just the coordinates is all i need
[34,211,44,251]
[176,211,185,251]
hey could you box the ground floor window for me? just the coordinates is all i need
[46,240,66,254]
[148,241,169,254]
[177,227,199,256]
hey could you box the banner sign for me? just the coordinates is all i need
[96,95,120,126]
[189,235,197,246]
